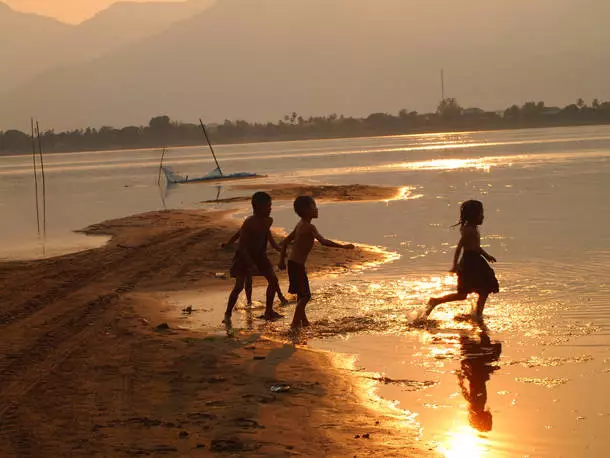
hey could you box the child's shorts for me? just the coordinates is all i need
[230,253,274,278]
[287,260,311,297]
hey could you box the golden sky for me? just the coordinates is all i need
[4,0,183,23]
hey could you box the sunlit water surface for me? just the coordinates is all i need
[2,126,610,456]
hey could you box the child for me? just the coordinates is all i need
[279,196,354,329]
[222,229,289,306]
[224,192,283,323]
[424,200,499,322]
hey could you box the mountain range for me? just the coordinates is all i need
[1,0,609,131]
[0,0,213,103]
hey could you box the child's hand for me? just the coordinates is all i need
[487,255,497,263]
[343,243,355,249]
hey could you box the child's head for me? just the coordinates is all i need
[469,409,492,432]
[251,191,272,217]
[458,200,484,226]
[293,195,318,219]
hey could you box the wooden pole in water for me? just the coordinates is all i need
[199,119,223,176]
[30,118,41,235]
[157,145,167,185]
[36,120,47,238]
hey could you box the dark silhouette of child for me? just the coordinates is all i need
[457,331,502,432]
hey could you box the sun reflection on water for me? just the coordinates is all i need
[399,158,494,172]
[439,425,490,458]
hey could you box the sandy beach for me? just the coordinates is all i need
[0,184,424,456]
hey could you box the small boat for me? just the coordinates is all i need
[162,166,263,184]
[160,119,264,185]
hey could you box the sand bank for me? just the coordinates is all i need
[203,183,405,204]
[0,207,424,456]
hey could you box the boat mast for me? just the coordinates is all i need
[199,119,223,176]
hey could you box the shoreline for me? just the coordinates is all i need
[2,122,609,157]
[0,193,425,455]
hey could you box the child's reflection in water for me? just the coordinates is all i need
[457,330,502,432]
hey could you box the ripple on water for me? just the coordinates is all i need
[514,377,569,389]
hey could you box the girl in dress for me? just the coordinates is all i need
[425,200,499,322]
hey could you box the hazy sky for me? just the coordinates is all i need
[4,0,183,23]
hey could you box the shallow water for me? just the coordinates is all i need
[2,125,610,456]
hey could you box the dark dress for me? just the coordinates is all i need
[457,251,499,295]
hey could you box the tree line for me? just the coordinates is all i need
[2,98,610,155]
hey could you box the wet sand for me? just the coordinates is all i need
[0,206,422,456]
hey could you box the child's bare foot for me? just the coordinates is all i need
[279,297,289,306]
[263,310,284,321]
[427,298,440,307]
[246,301,253,307]
[222,313,232,325]
[423,298,439,318]
[290,313,306,329]
[470,312,484,324]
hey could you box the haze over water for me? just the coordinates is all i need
[1,125,609,456]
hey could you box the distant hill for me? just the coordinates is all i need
[0,2,71,91]
[73,0,215,58]
[0,1,213,97]
[1,0,609,130]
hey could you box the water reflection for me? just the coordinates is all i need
[458,330,502,432]
[436,328,501,457]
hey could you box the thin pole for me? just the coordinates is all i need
[199,119,223,176]
[441,69,445,101]
[157,145,167,185]
[30,118,41,235]
[36,121,47,238]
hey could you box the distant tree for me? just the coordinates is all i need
[576,98,585,109]
[521,101,544,120]
[562,104,580,117]
[0,129,30,152]
[437,98,463,121]
[149,115,172,133]
[365,112,393,129]
[592,98,600,110]
[504,105,520,121]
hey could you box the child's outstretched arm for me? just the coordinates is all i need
[278,230,296,270]
[480,248,497,263]
[268,231,282,252]
[313,226,355,249]
[221,229,241,248]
